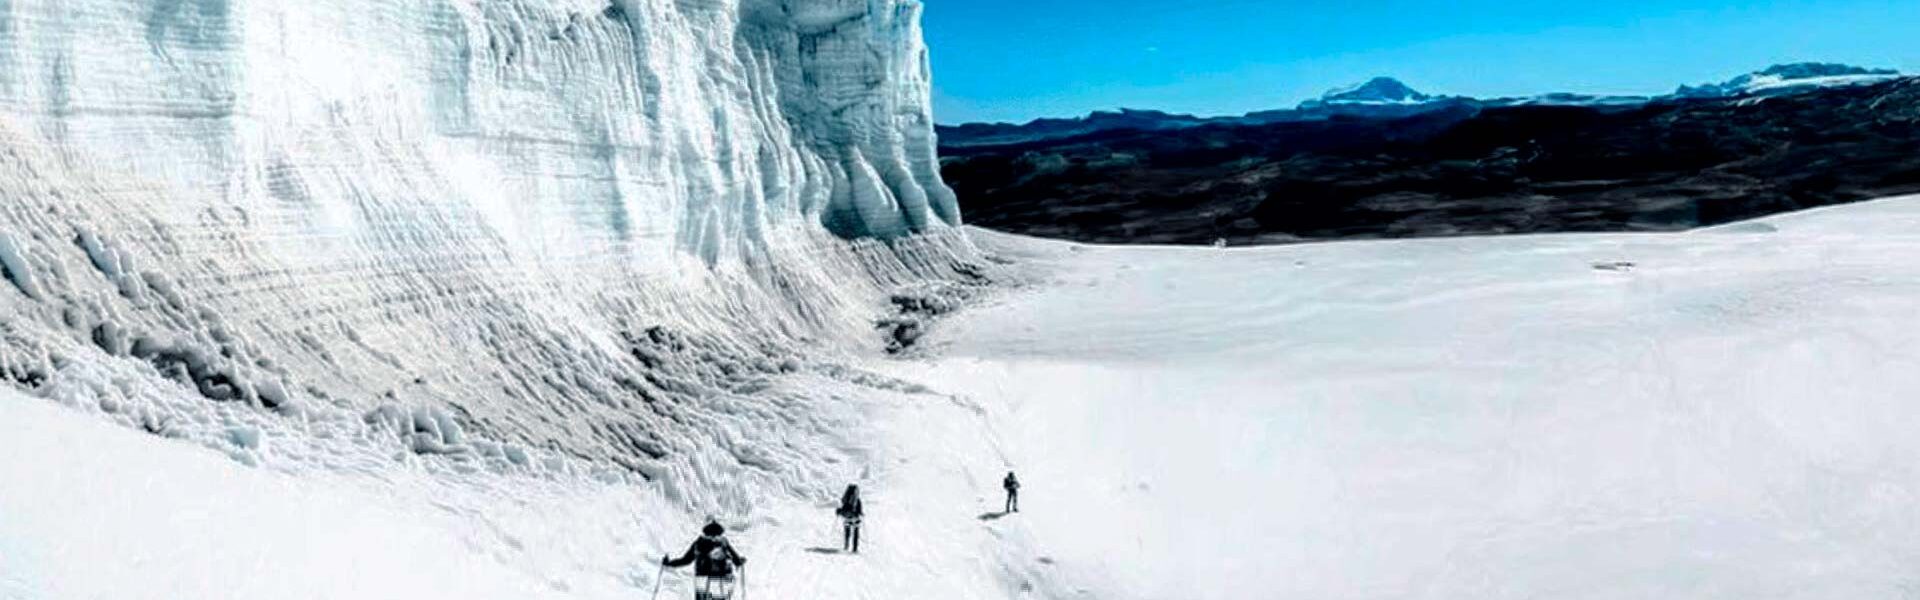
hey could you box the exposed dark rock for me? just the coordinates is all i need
[941,79,1920,245]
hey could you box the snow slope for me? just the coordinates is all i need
[0,369,1050,600]
[881,194,1920,599]
[0,391,624,599]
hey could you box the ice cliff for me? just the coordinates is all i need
[0,0,977,511]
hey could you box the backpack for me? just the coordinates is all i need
[694,537,739,577]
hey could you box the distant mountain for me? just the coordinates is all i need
[1300,77,1437,107]
[1675,62,1902,99]
[936,63,1905,148]
[1242,77,1483,124]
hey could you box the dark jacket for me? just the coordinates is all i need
[837,496,864,519]
[665,535,745,577]
[1004,474,1020,492]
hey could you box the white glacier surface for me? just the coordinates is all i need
[882,195,1920,599]
[7,1,1920,599]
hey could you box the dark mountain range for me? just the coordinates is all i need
[937,63,1898,148]
[935,108,1212,148]
[940,77,1920,245]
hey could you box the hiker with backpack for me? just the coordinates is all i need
[662,520,747,600]
[1003,471,1020,513]
[836,484,865,553]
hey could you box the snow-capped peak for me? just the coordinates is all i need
[1304,77,1434,107]
[1676,62,1902,99]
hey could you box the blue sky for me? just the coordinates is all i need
[923,0,1920,124]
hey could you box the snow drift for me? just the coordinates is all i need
[0,0,981,513]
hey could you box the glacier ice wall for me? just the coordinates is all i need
[0,0,977,510]
[0,0,959,245]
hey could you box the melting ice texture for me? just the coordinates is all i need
[0,0,980,512]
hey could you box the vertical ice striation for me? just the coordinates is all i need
[0,0,959,247]
[749,0,962,237]
[0,0,977,510]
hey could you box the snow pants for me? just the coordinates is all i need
[693,575,736,600]
[842,517,862,553]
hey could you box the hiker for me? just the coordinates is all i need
[1003,471,1020,513]
[837,484,865,553]
[662,520,747,600]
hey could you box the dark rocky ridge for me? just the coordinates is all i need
[940,78,1920,245]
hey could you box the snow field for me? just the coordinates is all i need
[883,196,1920,599]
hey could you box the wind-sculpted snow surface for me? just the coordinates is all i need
[0,0,976,512]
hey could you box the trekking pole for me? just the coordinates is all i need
[648,561,666,600]
[740,565,749,600]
